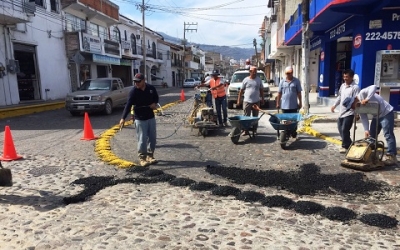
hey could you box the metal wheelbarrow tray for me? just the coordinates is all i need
[269,113,302,149]
[228,114,264,144]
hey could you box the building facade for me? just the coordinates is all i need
[283,0,400,110]
[0,0,70,106]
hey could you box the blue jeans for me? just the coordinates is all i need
[370,111,397,155]
[135,118,156,157]
[206,91,212,107]
[215,95,227,125]
[337,115,354,149]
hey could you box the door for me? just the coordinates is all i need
[14,44,40,101]
[97,65,108,78]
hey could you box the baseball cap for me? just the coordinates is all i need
[342,96,355,110]
[211,69,220,76]
[133,73,145,82]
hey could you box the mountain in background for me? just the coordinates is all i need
[158,32,254,61]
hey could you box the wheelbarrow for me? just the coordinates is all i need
[228,113,265,144]
[253,104,302,149]
[269,113,302,149]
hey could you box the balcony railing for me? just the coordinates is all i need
[0,0,31,24]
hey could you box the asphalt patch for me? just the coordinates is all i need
[206,164,383,196]
[211,185,241,197]
[260,195,294,208]
[63,167,398,229]
[235,191,265,202]
[169,177,196,187]
[152,173,176,182]
[359,214,399,229]
[141,169,165,177]
[190,181,218,191]
[321,207,357,222]
[292,201,325,215]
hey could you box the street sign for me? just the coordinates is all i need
[71,52,85,65]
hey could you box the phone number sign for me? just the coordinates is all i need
[365,31,400,41]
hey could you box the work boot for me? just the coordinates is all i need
[339,148,347,154]
[146,153,158,165]
[138,155,150,167]
[384,154,397,166]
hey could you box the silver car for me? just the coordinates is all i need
[183,78,198,88]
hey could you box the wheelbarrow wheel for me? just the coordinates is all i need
[280,131,287,149]
[230,127,241,144]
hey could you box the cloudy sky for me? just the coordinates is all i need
[110,0,271,49]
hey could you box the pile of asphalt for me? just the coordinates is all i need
[62,166,399,229]
[205,163,382,196]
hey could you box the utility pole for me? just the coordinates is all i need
[182,22,197,82]
[253,38,258,67]
[137,1,148,79]
[301,0,311,115]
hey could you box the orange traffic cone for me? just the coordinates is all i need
[180,89,185,102]
[81,112,98,141]
[0,126,23,161]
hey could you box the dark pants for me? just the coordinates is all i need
[215,95,227,125]
[282,109,298,136]
[206,91,212,107]
[337,115,354,149]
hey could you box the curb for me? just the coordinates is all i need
[0,102,65,119]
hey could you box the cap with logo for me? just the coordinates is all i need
[133,73,145,82]
[211,69,220,76]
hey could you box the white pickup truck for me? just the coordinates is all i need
[65,77,133,116]
[226,69,272,109]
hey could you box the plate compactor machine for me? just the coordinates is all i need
[188,87,219,136]
[341,102,386,171]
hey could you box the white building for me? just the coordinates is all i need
[0,0,70,106]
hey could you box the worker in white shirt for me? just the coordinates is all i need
[343,85,397,166]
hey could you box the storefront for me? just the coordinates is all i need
[317,9,400,109]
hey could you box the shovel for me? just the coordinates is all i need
[252,104,280,121]
[0,161,12,187]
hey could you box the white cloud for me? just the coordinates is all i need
[112,0,270,48]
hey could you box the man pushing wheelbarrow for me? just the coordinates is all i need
[275,66,302,140]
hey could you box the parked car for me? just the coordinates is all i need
[226,69,272,109]
[183,78,199,88]
[65,77,133,116]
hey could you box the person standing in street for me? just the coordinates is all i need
[197,73,213,107]
[276,66,302,138]
[209,69,228,127]
[344,84,397,166]
[119,73,159,167]
[237,66,264,134]
[330,69,360,153]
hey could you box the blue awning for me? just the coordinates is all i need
[285,0,391,46]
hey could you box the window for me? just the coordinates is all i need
[166,51,170,60]
[50,0,59,12]
[98,26,108,40]
[90,23,99,37]
[29,0,45,8]
[65,14,86,32]
[130,34,137,54]
[112,27,120,42]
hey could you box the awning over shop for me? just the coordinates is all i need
[268,47,294,60]
[285,0,391,46]
[330,0,384,14]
